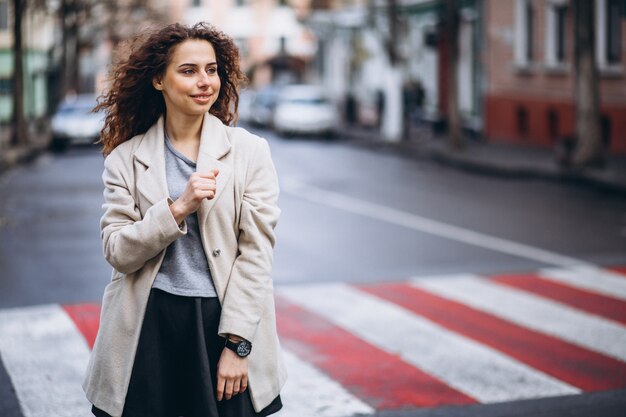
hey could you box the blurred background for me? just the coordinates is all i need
[0,0,625,161]
[1,1,626,417]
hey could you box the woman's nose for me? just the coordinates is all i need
[197,71,211,87]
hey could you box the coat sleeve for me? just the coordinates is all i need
[100,152,187,274]
[218,138,281,342]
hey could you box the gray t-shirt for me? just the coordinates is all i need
[152,133,217,298]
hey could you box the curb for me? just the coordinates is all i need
[338,129,626,195]
[0,142,50,177]
[425,147,626,195]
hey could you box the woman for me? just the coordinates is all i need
[83,22,287,417]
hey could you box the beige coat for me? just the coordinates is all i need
[82,114,287,416]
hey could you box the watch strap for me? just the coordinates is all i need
[224,338,252,357]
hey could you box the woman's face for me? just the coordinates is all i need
[153,39,221,117]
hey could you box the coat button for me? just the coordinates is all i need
[212,249,221,257]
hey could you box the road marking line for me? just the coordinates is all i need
[62,303,101,349]
[278,283,580,403]
[361,282,626,391]
[275,349,375,417]
[539,266,626,301]
[412,274,626,362]
[0,304,91,417]
[281,179,592,269]
[492,272,626,326]
[276,295,474,409]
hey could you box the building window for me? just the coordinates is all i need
[545,1,569,69]
[606,0,622,64]
[516,106,529,138]
[555,5,567,62]
[596,0,623,69]
[0,1,8,31]
[514,0,535,66]
[0,78,12,94]
[547,108,559,141]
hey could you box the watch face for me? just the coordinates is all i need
[237,341,251,357]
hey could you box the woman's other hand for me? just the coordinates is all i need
[169,168,219,224]
[216,347,248,401]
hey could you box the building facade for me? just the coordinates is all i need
[484,0,626,154]
[174,0,317,87]
[0,0,57,124]
[307,0,482,129]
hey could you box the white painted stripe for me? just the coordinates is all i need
[275,348,374,417]
[278,283,579,403]
[540,266,626,301]
[413,275,626,362]
[0,304,91,417]
[281,178,592,269]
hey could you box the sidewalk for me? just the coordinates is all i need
[0,125,51,175]
[338,124,626,194]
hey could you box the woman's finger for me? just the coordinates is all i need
[232,377,241,396]
[239,375,248,393]
[224,378,235,400]
[216,374,226,401]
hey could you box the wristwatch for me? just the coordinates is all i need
[224,337,252,358]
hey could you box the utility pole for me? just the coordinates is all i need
[445,0,462,150]
[11,0,28,146]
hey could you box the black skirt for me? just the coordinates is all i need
[92,288,282,417]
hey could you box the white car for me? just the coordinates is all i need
[273,85,338,137]
[51,94,105,148]
[237,89,256,123]
[250,85,282,127]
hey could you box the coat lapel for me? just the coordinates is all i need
[132,113,232,222]
[196,113,233,228]
[134,117,169,208]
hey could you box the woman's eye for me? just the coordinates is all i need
[182,69,194,75]
[207,67,217,74]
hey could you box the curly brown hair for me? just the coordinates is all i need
[96,22,247,156]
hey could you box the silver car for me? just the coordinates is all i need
[51,94,105,149]
[273,85,338,137]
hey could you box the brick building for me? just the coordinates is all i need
[484,0,626,154]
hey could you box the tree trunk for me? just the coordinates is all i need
[381,67,403,141]
[60,0,69,96]
[381,0,404,142]
[572,0,604,168]
[68,0,80,94]
[11,0,28,146]
[445,0,462,150]
[60,0,80,96]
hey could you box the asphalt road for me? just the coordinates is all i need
[1,127,625,417]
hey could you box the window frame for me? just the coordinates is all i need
[544,0,570,72]
[596,0,624,73]
[514,0,536,69]
[0,1,9,31]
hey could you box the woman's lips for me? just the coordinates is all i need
[191,94,212,104]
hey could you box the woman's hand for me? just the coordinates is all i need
[169,168,219,224]
[216,347,248,401]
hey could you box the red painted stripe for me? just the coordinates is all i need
[492,273,626,326]
[275,295,475,410]
[609,266,626,277]
[360,283,626,392]
[62,303,101,349]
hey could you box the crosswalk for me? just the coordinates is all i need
[1,266,625,417]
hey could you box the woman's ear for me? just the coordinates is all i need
[153,76,163,91]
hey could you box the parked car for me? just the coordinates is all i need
[249,85,282,128]
[51,94,104,149]
[272,85,338,137]
[237,89,256,124]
